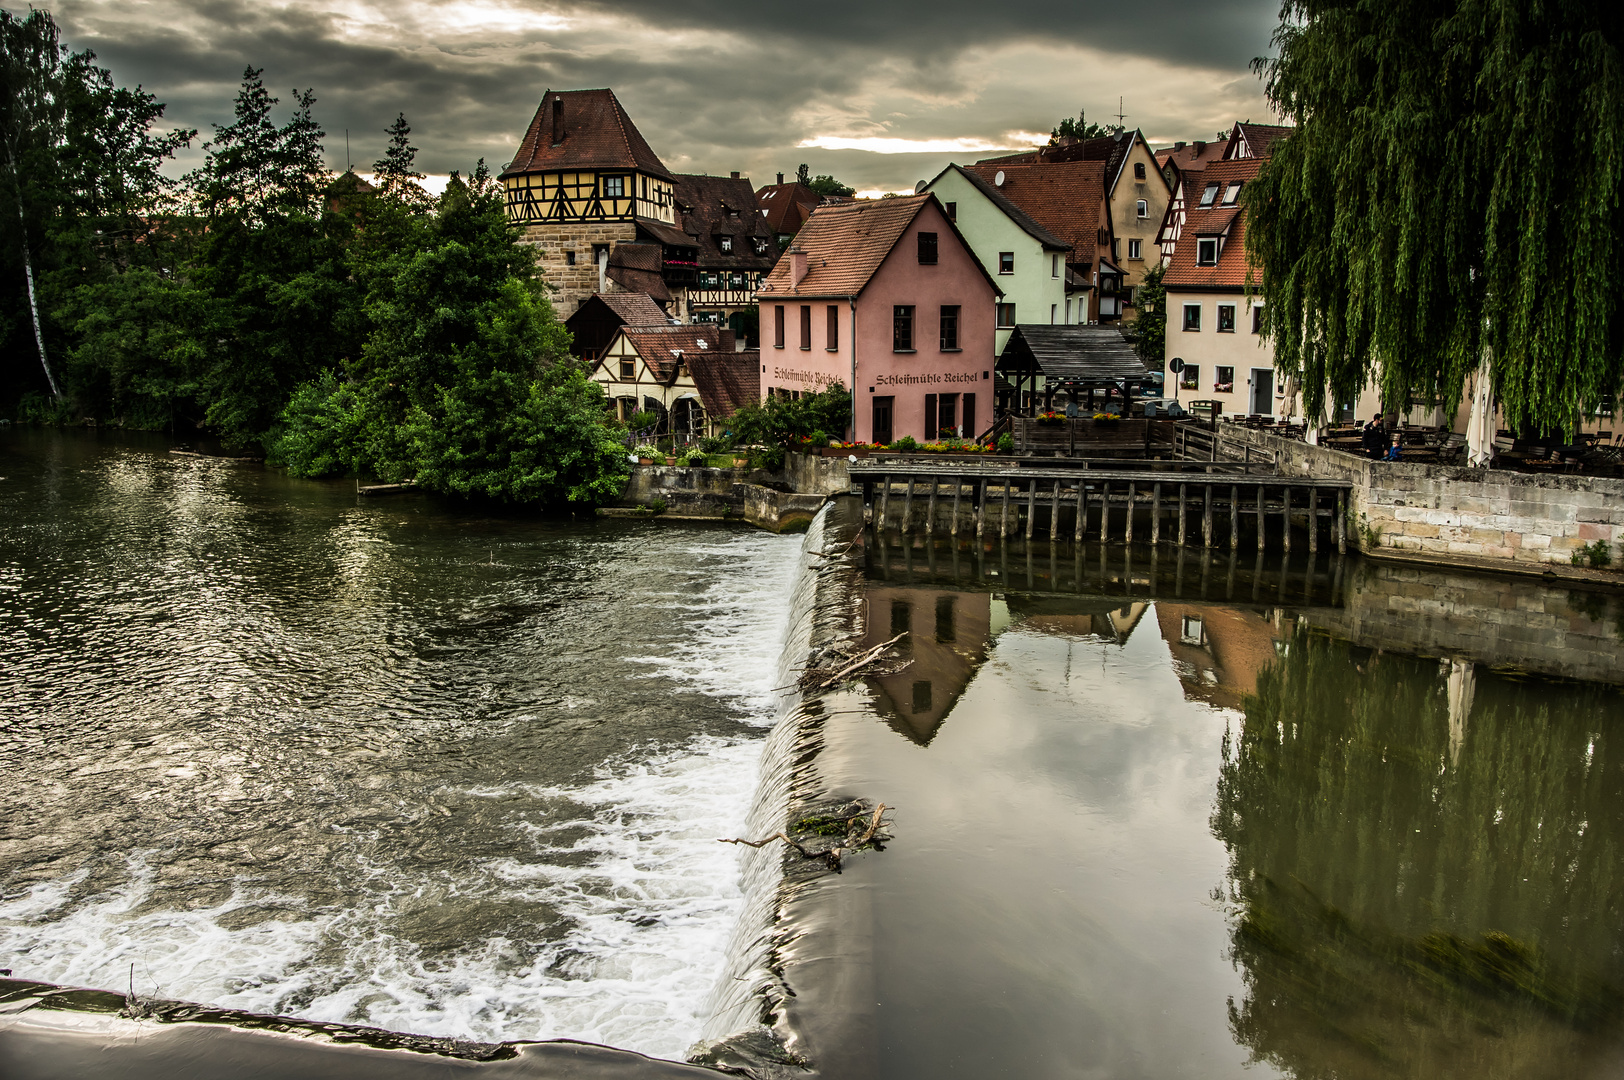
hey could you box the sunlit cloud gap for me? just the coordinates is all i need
[797,134,1042,155]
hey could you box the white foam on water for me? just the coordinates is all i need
[625,531,806,722]
[0,527,810,1061]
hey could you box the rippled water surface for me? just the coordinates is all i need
[0,428,802,1058]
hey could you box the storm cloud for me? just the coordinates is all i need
[28,0,1281,193]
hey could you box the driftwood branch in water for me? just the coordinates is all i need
[798,633,911,692]
[718,802,891,872]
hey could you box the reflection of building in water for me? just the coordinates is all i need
[1014,598,1149,644]
[863,587,993,745]
[1155,604,1291,710]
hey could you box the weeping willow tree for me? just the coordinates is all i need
[1247,0,1624,436]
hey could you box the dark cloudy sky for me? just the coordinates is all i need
[25,0,1283,195]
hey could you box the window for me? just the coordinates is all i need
[1180,615,1206,647]
[1215,366,1234,392]
[719,235,733,253]
[1180,364,1200,391]
[1198,182,1219,207]
[1197,238,1218,265]
[1221,182,1242,206]
[799,305,812,349]
[752,237,768,255]
[998,251,1014,274]
[1251,306,1264,334]
[1134,162,1147,180]
[1217,304,1236,332]
[1051,253,1060,278]
[565,250,576,266]
[602,175,625,198]
[1183,303,1201,331]
[641,176,648,199]
[894,305,915,351]
[1128,238,1142,260]
[774,304,785,348]
[935,595,956,643]
[945,201,957,221]
[1136,199,1148,218]
[918,231,938,264]
[939,305,960,350]
[912,680,932,714]
[1050,304,1057,324]
[826,305,839,351]
[1065,298,1072,322]
[996,303,1016,328]
[619,358,635,380]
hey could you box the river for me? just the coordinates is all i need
[0,428,801,1060]
[4,428,1624,1079]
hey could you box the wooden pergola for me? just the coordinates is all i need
[997,324,1149,416]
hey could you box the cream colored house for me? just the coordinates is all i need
[590,324,759,438]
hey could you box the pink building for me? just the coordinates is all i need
[756,194,999,444]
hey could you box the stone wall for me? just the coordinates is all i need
[617,464,825,532]
[1218,425,1624,566]
[784,452,853,496]
[514,221,637,318]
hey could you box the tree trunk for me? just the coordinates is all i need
[7,140,59,398]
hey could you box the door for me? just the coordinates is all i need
[872,396,894,446]
[1250,369,1274,416]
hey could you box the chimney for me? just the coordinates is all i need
[788,246,808,288]
[551,98,564,146]
[731,171,740,179]
[776,172,784,186]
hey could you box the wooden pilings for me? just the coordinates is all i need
[857,468,1349,553]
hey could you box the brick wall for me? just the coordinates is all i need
[1217,425,1624,566]
[515,222,637,317]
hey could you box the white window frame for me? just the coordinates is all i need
[1183,303,1201,332]
[1128,239,1142,260]
[1051,253,1060,278]
[1136,199,1148,218]
[1197,238,1218,266]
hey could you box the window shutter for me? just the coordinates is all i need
[962,393,976,439]
[924,394,937,440]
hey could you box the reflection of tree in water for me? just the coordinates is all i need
[1213,631,1624,1078]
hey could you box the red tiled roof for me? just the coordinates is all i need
[502,89,673,181]
[1227,122,1293,160]
[757,195,929,296]
[673,174,777,270]
[1155,139,1226,175]
[605,243,670,301]
[978,131,1137,188]
[961,161,1109,267]
[616,324,735,382]
[687,351,760,418]
[593,292,670,326]
[754,181,824,235]
[1163,158,1265,290]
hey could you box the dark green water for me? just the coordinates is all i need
[792,533,1624,1078]
[0,428,804,1060]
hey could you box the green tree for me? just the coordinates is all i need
[1246,0,1624,437]
[1048,108,1117,144]
[796,163,854,197]
[371,112,431,210]
[1133,262,1166,367]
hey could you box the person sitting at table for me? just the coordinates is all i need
[1361,413,1386,458]
[1385,432,1403,461]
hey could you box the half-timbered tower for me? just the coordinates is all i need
[500,88,682,316]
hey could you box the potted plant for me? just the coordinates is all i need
[632,443,660,465]
[1035,411,1066,426]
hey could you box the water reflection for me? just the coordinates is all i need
[842,529,1624,1077]
[1216,631,1624,1078]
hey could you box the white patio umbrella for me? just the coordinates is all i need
[1465,352,1495,467]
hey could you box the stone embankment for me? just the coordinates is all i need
[1218,425,1624,576]
[607,453,850,532]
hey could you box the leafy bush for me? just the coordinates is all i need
[645,498,666,514]
[629,410,658,431]
[749,445,787,471]
[271,373,368,477]
[1571,540,1614,569]
[697,435,728,453]
[728,384,851,449]
[997,432,1014,454]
